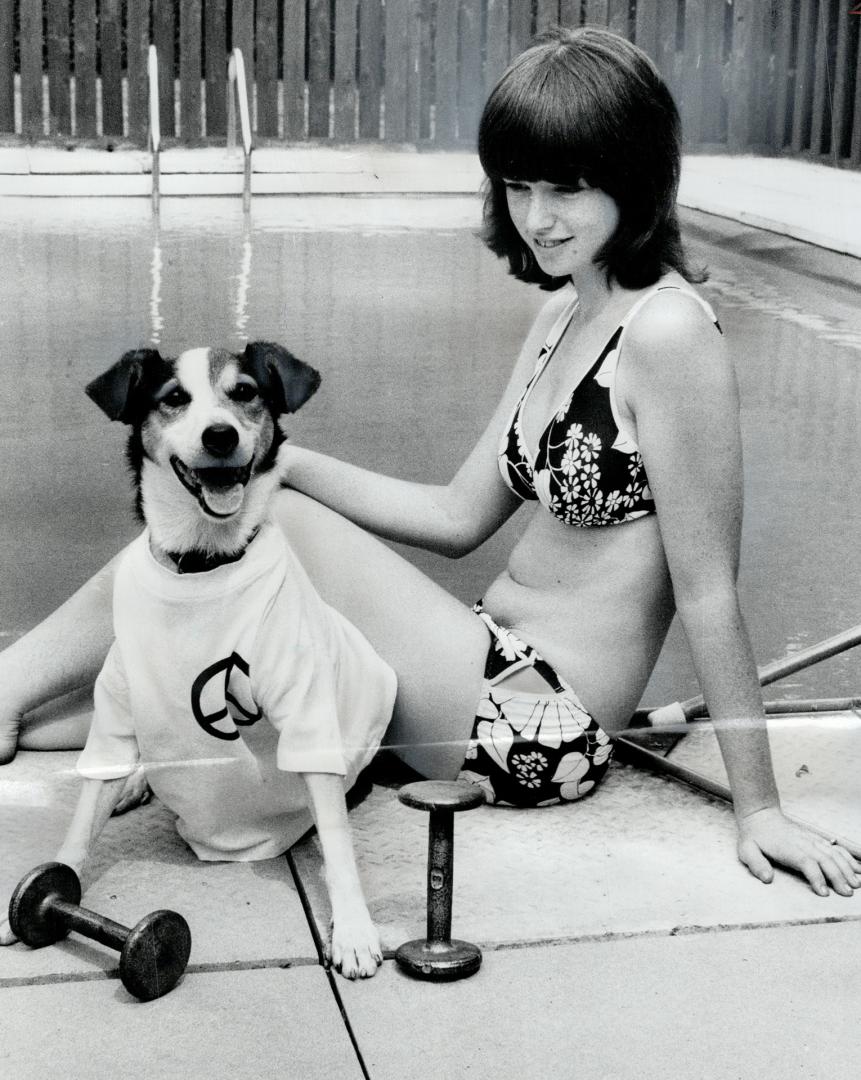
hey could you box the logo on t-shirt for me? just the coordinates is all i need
[191,652,262,741]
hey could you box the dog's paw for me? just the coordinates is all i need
[112,767,152,816]
[327,914,383,980]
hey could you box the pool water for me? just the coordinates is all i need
[0,196,859,708]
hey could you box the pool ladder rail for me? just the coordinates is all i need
[148,45,254,213]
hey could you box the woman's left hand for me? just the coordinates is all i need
[737,805,861,897]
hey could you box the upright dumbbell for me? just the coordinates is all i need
[9,862,191,1001]
[395,780,485,981]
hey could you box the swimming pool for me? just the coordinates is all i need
[0,196,859,708]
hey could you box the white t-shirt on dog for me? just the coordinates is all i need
[78,522,397,861]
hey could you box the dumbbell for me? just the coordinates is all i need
[395,780,485,981]
[8,862,192,1001]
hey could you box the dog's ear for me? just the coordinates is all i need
[242,342,321,415]
[86,349,166,423]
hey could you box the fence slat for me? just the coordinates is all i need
[459,0,483,145]
[607,0,629,37]
[771,0,793,152]
[700,0,727,144]
[255,0,279,137]
[20,0,44,139]
[510,0,534,56]
[359,0,383,138]
[308,0,332,137]
[809,0,832,155]
[405,0,424,141]
[384,0,409,140]
[634,0,659,56]
[154,0,176,137]
[334,0,358,140]
[584,1,609,27]
[727,0,756,151]
[74,0,98,137]
[418,0,434,138]
[679,0,705,147]
[830,0,854,163]
[485,0,510,96]
[536,1,559,33]
[46,0,71,135]
[0,0,12,131]
[852,25,861,166]
[283,0,306,138]
[179,0,202,140]
[205,0,228,137]
[231,0,255,121]
[791,0,816,152]
[126,1,149,143]
[559,1,580,29]
[434,0,458,144]
[100,0,123,137]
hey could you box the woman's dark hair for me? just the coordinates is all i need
[478,26,703,289]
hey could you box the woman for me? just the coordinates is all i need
[1,28,857,897]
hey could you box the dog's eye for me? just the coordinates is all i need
[229,382,259,403]
[161,388,190,408]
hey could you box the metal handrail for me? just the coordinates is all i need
[148,44,161,213]
[227,47,253,212]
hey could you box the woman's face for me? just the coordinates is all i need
[503,179,620,282]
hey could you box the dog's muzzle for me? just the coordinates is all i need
[171,456,253,518]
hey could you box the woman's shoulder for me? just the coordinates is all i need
[622,276,721,359]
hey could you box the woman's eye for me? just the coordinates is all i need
[161,388,190,408]
[229,382,258,403]
[502,180,528,192]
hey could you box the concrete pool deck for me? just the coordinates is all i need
[2,709,860,1079]
[0,144,859,258]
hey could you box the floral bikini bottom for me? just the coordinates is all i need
[457,604,614,807]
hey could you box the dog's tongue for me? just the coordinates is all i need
[200,481,245,517]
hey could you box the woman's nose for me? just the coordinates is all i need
[525,189,554,231]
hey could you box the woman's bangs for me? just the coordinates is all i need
[479,68,593,185]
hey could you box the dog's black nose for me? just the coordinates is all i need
[201,424,240,457]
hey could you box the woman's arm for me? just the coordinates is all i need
[281,291,573,558]
[623,292,860,895]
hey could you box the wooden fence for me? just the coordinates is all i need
[0,1,858,167]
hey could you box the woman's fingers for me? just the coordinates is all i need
[737,836,774,884]
[738,809,861,896]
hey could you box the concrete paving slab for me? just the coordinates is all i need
[0,966,363,1080]
[291,764,861,955]
[341,922,861,1080]
[1,752,317,984]
[666,712,861,848]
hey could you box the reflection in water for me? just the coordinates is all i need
[0,202,858,707]
[235,223,252,342]
[150,224,163,345]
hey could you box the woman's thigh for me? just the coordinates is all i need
[272,491,489,780]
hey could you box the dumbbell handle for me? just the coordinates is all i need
[426,809,454,945]
[46,896,130,952]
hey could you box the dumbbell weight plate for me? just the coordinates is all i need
[120,910,192,1002]
[9,862,81,947]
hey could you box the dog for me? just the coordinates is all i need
[0,342,396,979]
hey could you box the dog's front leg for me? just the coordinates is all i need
[302,772,382,979]
[0,775,128,945]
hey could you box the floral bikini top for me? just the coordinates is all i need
[498,285,722,527]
